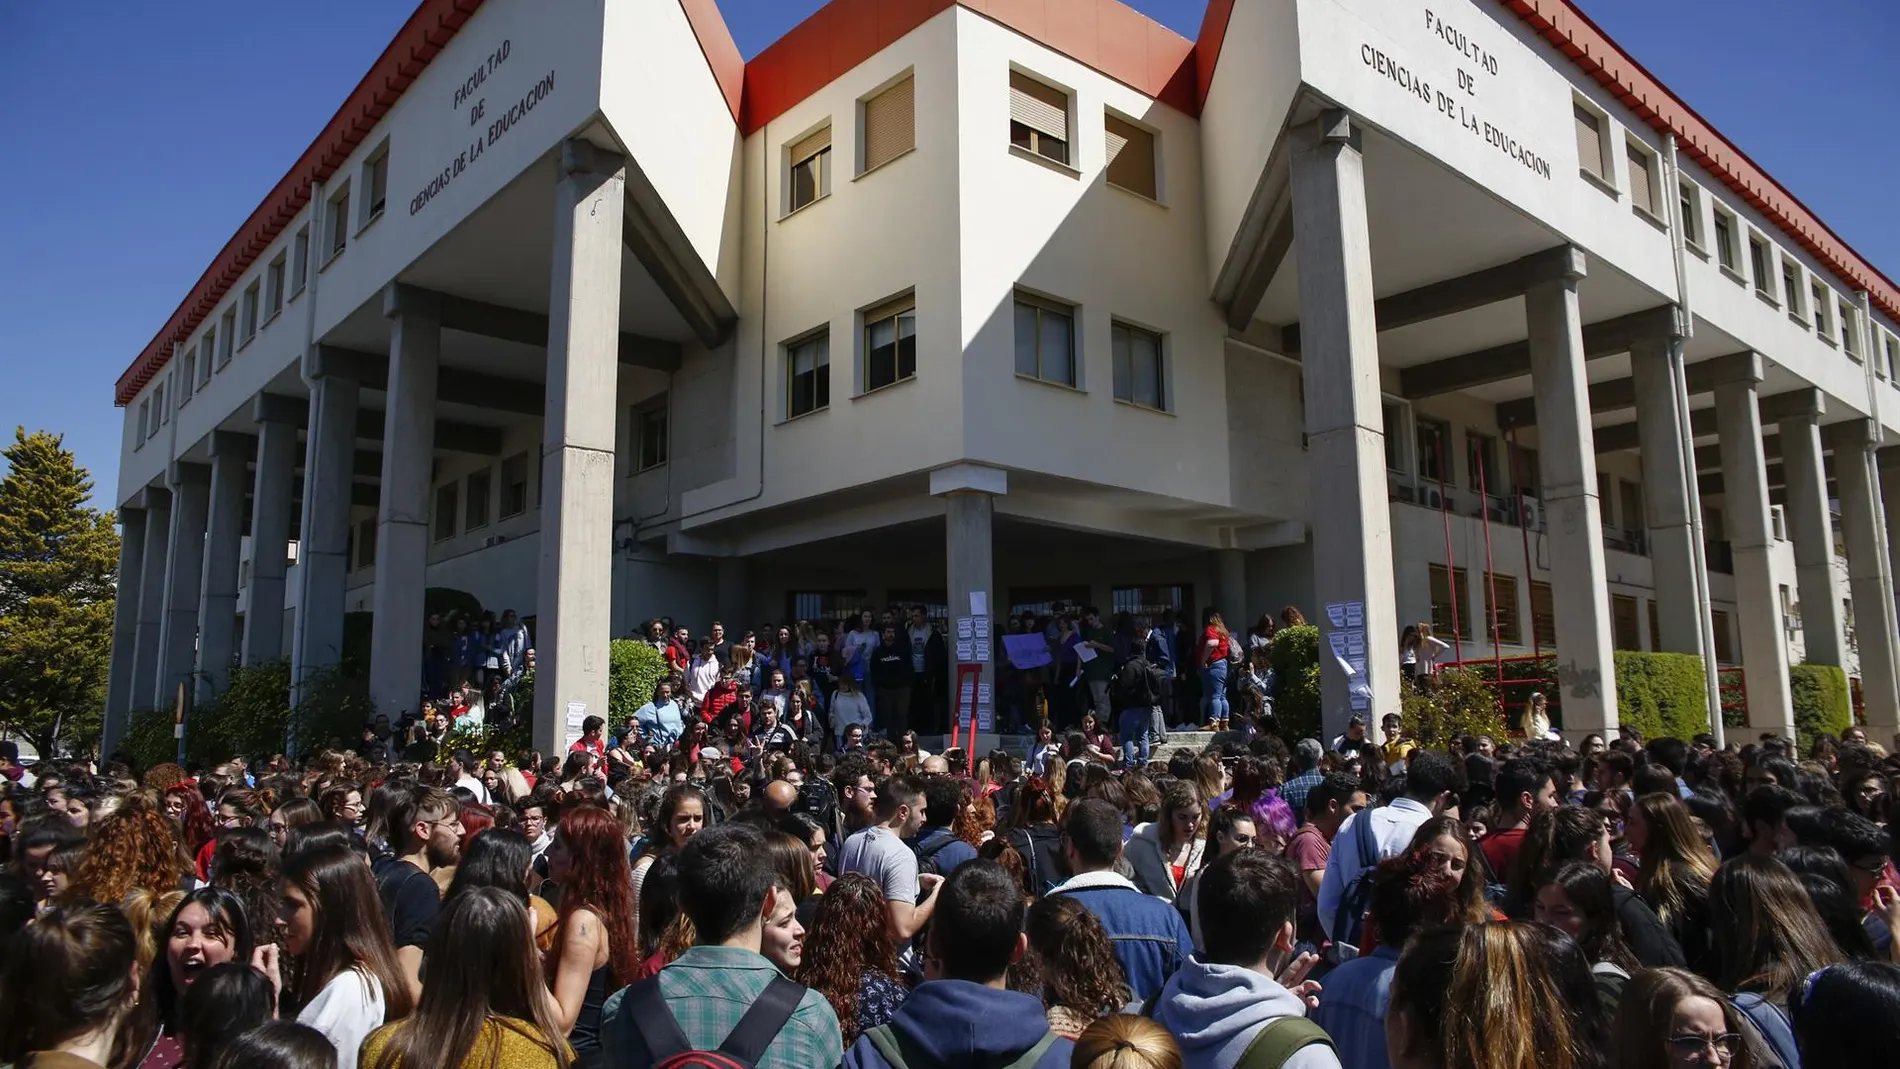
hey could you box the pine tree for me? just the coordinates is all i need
[0,428,119,759]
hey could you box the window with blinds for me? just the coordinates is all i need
[1712,610,1734,663]
[787,331,830,418]
[1483,573,1522,646]
[1573,101,1606,179]
[788,125,831,212]
[1105,114,1156,199]
[1611,594,1641,651]
[1112,321,1164,409]
[862,76,914,173]
[1626,142,1655,215]
[1428,564,1469,641]
[1529,581,1556,649]
[1009,71,1070,165]
[863,294,917,392]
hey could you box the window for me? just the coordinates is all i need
[1510,445,1540,495]
[501,452,530,518]
[1483,573,1522,646]
[241,281,260,342]
[1105,114,1157,199]
[862,294,917,392]
[862,76,914,172]
[1749,237,1773,297]
[1713,609,1734,663]
[355,517,377,570]
[1647,598,1661,652]
[1530,580,1557,649]
[179,350,196,403]
[1597,472,1616,529]
[1840,300,1858,357]
[1779,585,1795,629]
[327,182,350,258]
[634,398,668,472]
[197,333,213,387]
[1465,431,1501,492]
[1383,400,1411,472]
[1712,209,1737,272]
[1111,586,1187,625]
[1887,334,1898,381]
[1009,71,1070,165]
[1112,321,1164,409]
[1611,594,1641,650]
[1014,293,1076,386]
[136,400,150,446]
[363,144,389,221]
[787,331,830,418]
[1573,101,1608,180]
[1678,182,1700,246]
[1782,258,1803,319]
[433,483,458,542]
[1620,479,1646,535]
[153,382,166,427]
[291,226,310,295]
[465,469,491,531]
[787,125,831,213]
[1812,282,1831,338]
[266,256,286,320]
[1626,141,1657,216]
[1416,419,1451,482]
[218,310,236,367]
[1429,564,1469,642]
[788,590,870,624]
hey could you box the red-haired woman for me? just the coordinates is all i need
[544,804,638,1068]
[794,873,907,1045]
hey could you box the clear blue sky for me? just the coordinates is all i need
[2,0,1894,506]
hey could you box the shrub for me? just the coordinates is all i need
[608,640,668,722]
[1268,625,1321,742]
[117,708,180,771]
[291,666,374,755]
[184,660,295,764]
[1401,668,1507,749]
[1615,651,1711,742]
[340,612,374,677]
[1789,663,1851,753]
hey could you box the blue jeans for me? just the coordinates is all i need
[1202,660,1229,723]
[1119,708,1153,766]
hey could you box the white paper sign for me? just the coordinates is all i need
[977,683,992,704]
[956,617,974,640]
[969,591,988,617]
[975,640,991,663]
[564,701,588,747]
[956,640,974,662]
[972,618,991,640]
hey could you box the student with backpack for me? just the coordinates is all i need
[907,777,978,879]
[1113,623,1167,768]
[600,823,843,1069]
[1151,850,1341,1069]
[843,859,1072,1069]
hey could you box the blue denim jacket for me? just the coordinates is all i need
[1049,871,1193,1002]
[1311,945,1400,1069]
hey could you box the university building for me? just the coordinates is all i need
[103,0,1900,755]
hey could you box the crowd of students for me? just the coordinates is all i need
[4,605,1900,1069]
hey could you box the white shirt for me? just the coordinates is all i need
[1315,797,1435,944]
[687,656,722,703]
[298,966,385,1069]
[454,773,491,805]
[1417,635,1451,671]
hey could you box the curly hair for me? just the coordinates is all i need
[65,793,191,907]
[1026,893,1132,1021]
[210,827,282,945]
[794,873,899,1039]
[142,764,190,792]
[957,792,995,848]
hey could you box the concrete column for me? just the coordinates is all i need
[291,358,360,700]
[1214,549,1248,629]
[1883,447,1900,632]
[1777,400,1846,666]
[196,432,251,700]
[1630,339,1704,654]
[1525,253,1620,736]
[1713,361,1795,738]
[934,463,1005,739]
[131,491,171,711]
[369,287,441,721]
[1832,420,1900,736]
[103,505,147,755]
[534,141,626,756]
[157,464,210,707]
[715,558,750,631]
[244,396,299,664]
[1287,112,1401,742]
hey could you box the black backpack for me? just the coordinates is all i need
[913,830,960,877]
[623,972,805,1069]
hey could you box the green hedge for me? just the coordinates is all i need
[118,707,180,770]
[1790,663,1851,753]
[1269,625,1321,741]
[608,640,668,723]
[1614,651,1710,742]
[1401,667,1507,749]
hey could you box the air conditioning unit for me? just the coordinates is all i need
[1421,487,1445,510]
[1520,496,1546,531]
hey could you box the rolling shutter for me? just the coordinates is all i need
[863,77,915,171]
[1010,71,1068,140]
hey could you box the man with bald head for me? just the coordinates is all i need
[920,755,950,776]
[762,779,799,814]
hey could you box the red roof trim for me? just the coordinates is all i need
[1192,0,1235,110]
[1498,0,1900,325]
[115,0,488,407]
[677,0,746,122]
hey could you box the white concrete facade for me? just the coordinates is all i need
[102,0,1900,754]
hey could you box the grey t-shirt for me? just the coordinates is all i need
[837,824,918,906]
[909,625,930,672]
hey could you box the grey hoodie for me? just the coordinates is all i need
[1151,956,1343,1069]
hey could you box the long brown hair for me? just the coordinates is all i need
[365,886,571,1069]
[1404,816,1490,925]
[0,903,140,1060]
[549,805,640,988]
[1391,923,1599,1069]
[1026,894,1132,1021]
[1711,853,1844,1000]
[1612,967,1756,1069]
[282,842,414,1020]
[1632,793,1717,927]
[794,873,898,1039]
